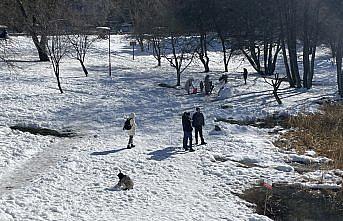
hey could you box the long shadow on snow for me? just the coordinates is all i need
[91,147,126,156]
[147,146,186,161]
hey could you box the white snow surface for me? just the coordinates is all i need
[0,35,341,221]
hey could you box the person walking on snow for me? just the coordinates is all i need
[182,112,194,152]
[204,75,214,95]
[192,107,206,145]
[124,112,137,149]
[243,68,248,85]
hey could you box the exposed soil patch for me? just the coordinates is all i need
[241,183,343,221]
[290,162,330,174]
[158,83,177,88]
[10,125,76,137]
[215,113,290,130]
[213,155,230,162]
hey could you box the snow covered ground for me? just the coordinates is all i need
[0,35,341,221]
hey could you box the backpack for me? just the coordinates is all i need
[123,118,132,130]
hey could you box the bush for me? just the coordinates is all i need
[275,103,343,169]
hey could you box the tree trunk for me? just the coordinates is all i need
[302,0,319,89]
[177,69,181,87]
[308,45,317,88]
[79,59,88,77]
[283,0,302,88]
[198,33,210,73]
[281,40,294,87]
[152,38,162,67]
[308,2,320,89]
[171,35,181,86]
[273,90,282,105]
[55,66,63,94]
[337,39,343,97]
[219,33,228,72]
[16,0,49,62]
[32,35,50,61]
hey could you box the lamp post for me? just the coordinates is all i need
[96,26,111,76]
[130,41,137,60]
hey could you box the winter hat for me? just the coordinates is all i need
[129,112,135,119]
[117,172,125,180]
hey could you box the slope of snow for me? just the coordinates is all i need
[0,35,341,221]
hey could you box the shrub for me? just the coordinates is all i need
[275,103,343,169]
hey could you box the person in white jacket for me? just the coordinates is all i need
[127,112,137,149]
[184,77,194,95]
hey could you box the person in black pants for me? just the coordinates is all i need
[243,68,248,85]
[192,107,207,145]
[182,112,194,152]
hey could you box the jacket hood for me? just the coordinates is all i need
[118,172,125,180]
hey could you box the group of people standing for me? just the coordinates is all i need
[185,75,214,95]
[182,107,206,151]
[123,108,206,152]
[185,69,249,96]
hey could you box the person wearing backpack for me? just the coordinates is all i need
[123,112,136,149]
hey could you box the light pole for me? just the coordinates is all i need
[130,40,137,60]
[96,26,111,76]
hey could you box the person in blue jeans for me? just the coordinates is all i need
[182,112,194,152]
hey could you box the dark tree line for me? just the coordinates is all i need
[0,0,343,96]
[113,0,343,96]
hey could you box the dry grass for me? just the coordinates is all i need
[275,103,343,169]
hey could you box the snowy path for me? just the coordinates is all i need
[0,138,76,194]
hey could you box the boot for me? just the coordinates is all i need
[189,141,194,152]
[127,144,132,149]
[131,144,135,148]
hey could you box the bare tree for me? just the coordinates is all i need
[322,0,343,97]
[301,0,321,89]
[162,34,195,86]
[235,1,282,75]
[264,72,284,105]
[149,27,166,67]
[46,18,70,94]
[68,33,98,77]
[278,0,302,88]
[14,0,50,61]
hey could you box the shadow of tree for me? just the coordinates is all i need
[91,147,126,156]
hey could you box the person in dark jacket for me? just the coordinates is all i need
[243,68,248,85]
[199,81,204,93]
[182,112,194,151]
[192,107,206,145]
[204,75,214,95]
